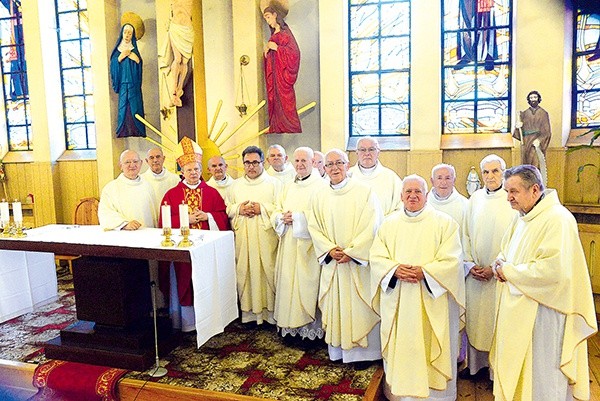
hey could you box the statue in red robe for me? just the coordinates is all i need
[263,4,301,133]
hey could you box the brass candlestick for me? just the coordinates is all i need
[1,221,10,237]
[178,226,193,247]
[161,227,175,247]
[13,221,26,238]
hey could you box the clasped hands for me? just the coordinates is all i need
[118,49,140,64]
[239,201,261,217]
[329,247,351,264]
[282,211,293,225]
[189,209,208,225]
[263,41,278,56]
[470,265,494,281]
[394,264,424,283]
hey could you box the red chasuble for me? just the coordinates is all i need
[158,181,230,306]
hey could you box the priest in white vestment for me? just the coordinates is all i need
[462,154,516,377]
[227,146,282,325]
[206,155,235,200]
[272,147,327,341]
[308,149,382,366]
[348,136,402,216]
[491,165,597,401]
[99,149,157,230]
[266,144,295,184]
[313,150,327,179]
[370,175,464,401]
[141,147,181,211]
[427,163,468,229]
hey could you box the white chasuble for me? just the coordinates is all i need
[348,162,402,216]
[98,173,157,230]
[308,179,382,355]
[370,206,464,400]
[226,173,282,324]
[490,190,597,401]
[272,172,327,333]
[462,188,516,364]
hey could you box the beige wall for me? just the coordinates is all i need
[2,0,597,228]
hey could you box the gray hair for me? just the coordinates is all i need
[268,144,287,156]
[403,174,428,193]
[504,165,545,192]
[119,149,140,164]
[356,136,380,150]
[146,147,164,158]
[431,163,456,179]
[480,154,506,171]
[325,148,349,163]
[294,146,314,159]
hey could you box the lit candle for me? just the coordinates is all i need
[179,203,189,227]
[12,200,22,223]
[0,200,8,222]
[161,204,171,228]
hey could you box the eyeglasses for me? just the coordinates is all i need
[357,147,378,153]
[123,160,141,166]
[324,160,347,169]
[243,160,262,167]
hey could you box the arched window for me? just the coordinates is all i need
[0,0,31,151]
[348,0,410,144]
[55,0,95,149]
[573,1,600,128]
[441,0,512,135]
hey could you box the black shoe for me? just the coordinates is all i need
[458,368,474,380]
[352,361,372,371]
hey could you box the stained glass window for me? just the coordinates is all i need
[442,0,512,134]
[55,0,96,149]
[349,0,410,139]
[0,1,31,151]
[573,1,600,128]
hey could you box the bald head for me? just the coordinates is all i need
[293,147,314,179]
[119,150,142,180]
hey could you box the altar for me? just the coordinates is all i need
[0,224,238,370]
[0,251,57,323]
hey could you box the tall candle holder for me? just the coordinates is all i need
[161,227,175,247]
[0,221,10,237]
[178,226,193,247]
[13,221,26,238]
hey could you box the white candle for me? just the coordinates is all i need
[179,203,189,227]
[12,201,22,222]
[161,204,171,228]
[0,200,8,222]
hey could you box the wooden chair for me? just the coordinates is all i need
[55,197,99,274]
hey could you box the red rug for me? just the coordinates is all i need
[30,359,128,401]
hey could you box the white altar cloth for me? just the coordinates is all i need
[0,225,238,347]
[0,251,57,323]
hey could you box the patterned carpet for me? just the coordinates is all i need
[0,266,381,400]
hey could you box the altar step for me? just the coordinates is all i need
[0,359,37,400]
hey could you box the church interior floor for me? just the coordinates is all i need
[2,264,600,400]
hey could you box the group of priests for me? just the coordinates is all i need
[97,136,597,401]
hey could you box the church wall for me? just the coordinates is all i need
[55,160,99,224]
[3,0,597,227]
